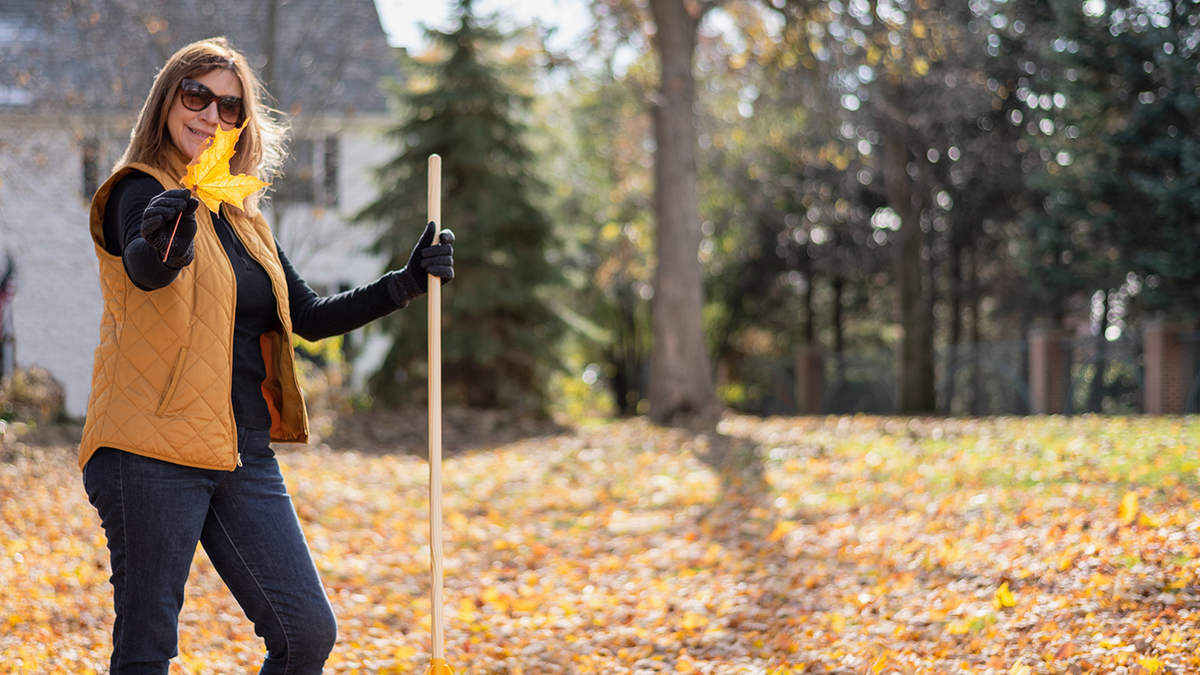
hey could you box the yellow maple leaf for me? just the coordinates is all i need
[1138,656,1165,674]
[994,581,1016,609]
[181,122,271,213]
[1119,491,1139,526]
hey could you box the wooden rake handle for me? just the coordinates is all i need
[427,154,447,663]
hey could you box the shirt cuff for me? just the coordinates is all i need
[386,269,423,308]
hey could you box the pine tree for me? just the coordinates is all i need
[357,0,563,413]
[1023,1,1200,316]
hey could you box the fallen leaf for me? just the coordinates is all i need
[9,415,1200,674]
[680,612,709,630]
[676,649,696,673]
[1118,491,1139,526]
[994,581,1016,609]
[1136,656,1164,674]
[768,519,798,542]
[1054,546,1077,571]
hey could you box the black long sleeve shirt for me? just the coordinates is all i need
[103,171,408,430]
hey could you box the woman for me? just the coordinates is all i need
[79,37,452,675]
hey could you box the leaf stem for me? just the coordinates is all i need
[163,211,182,263]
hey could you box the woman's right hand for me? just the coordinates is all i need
[141,188,200,269]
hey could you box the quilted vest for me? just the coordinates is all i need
[79,162,309,471]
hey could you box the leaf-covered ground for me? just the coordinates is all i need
[4,415,1200,674]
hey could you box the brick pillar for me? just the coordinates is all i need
[1143,321,1193,414]
[795,344,825,415]
[1028,328,1070,415]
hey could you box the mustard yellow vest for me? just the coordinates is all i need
[79,162,309,470]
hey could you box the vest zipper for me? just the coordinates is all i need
[222,209,284,467]
[219,206,241,472]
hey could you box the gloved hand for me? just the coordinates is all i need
[389,221,455,304]
[141,188,200,269]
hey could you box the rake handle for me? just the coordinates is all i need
[427,154,446,662]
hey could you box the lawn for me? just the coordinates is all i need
[3,414,1200,674]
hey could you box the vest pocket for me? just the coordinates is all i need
[155,348,188,416]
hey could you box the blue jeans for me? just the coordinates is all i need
[83,427,337,675]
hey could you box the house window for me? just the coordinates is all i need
[323,135,339,208]
[81,138,100,199]
[277,138,315,204]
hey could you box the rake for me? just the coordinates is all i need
[425,154,453,675]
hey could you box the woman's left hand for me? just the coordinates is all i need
[386,222,455,305]
[413,221,455,287]
[405,221,455,292]
[396,220,451,291]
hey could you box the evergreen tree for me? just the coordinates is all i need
[1021,1,1200,318]
[357,0,563,413]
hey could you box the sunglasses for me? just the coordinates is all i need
[178,78,245,126]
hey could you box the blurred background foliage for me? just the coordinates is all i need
[12,0,1193,423]
[357,0,1200,420]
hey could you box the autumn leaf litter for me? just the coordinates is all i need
[4,415,1200,674]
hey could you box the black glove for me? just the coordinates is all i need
[413,222,455,288]
[141,188,200,269]
[389,221,455,304]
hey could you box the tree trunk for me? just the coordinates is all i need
[967,243,984,415]
[832,275,845,357]
[877,83,936,414]
[646,0,718,425]
[801,271,815,345]
[1088,291,1108,414]
[945,236,964,413]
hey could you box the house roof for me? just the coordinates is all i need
[0,0,401,117]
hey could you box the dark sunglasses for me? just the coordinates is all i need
[178,78,245,126]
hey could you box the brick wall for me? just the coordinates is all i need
[794,344,824,415]
[1028,328,1070,415]
[1143,321,1194,414]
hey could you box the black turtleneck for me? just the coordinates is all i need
[103,170,411,430]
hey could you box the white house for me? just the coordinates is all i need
[0,0,403,418]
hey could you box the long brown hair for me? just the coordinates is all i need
[115,37,287,213]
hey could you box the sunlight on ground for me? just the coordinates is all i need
[4,415,1200,674]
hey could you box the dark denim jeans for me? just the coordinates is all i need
[83,427,337,675]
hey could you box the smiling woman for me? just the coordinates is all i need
[78,36,456,675]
